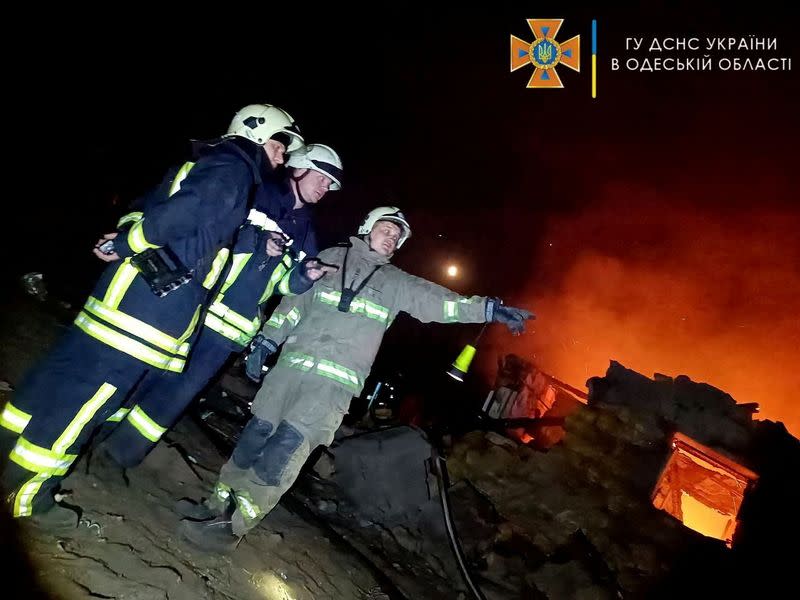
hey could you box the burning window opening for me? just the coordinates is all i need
[652,432,759,547]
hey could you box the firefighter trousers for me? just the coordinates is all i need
[207,366,352,536]
[0,328,165,517]
[103,328,237,467]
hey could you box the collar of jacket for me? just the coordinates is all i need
[279,177,318,223]
[255,176,299,220]
[192,136,272,185]
[288,201,314,224]
[348,235,392,265]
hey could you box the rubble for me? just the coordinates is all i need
[4,288,797,598]
[441,357,800,596]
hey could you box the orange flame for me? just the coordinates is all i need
[480,188,800,438]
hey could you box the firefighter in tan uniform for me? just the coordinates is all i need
[179,207,533,551]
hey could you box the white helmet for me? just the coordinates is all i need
[226,104,304,151]
[358,206,412,248]
[286,144,343,190]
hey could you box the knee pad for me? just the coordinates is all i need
[252,420,304,486]
[232,417,274,469]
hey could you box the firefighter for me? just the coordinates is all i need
[0,104,303,530]
[99,145,343,467]
[179,206,533,551]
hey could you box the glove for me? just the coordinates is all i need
[301,257,339,282]
[244,334,279,382]
[486,298,535,335]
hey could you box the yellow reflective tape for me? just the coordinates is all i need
[208,302,226,320]
[84,297,190,357]
[202,248,231,290]
[315,290,388,322]
[75,313,185,373]
[279,354,361,390]
[280,351,315,371]
[103,259,139,310]
[126,405,167,443]
[177,304,202,347]
[117,211,144,229]
[265,306,301,329]
[235,493,262,520]
[286,307,301,326]
[277,266,298,297]
[208,302,243,331]
[230,313,260,336]
[259,262,289,303]
[106,407,130,423]
[0,403,31,434]
[289,357,315,370]
[220,253,252,295]
[10,438,76,476]
[128,219,160,254]
[10,383,115,516]
[317,290,340,304]
[214,482,232,501]
[168,161,195,196]
[277,273,292,295]
[265,313,285,328]
[204,313,253,346]
[349,298,388,322]
[317,359,361,389]
[361,299,389,320]
[209,302,259,336]
[53,383,117,455]
[13,472,50,517]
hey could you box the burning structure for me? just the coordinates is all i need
[443,355,799,596]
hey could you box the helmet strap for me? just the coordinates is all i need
[290,172,312,205]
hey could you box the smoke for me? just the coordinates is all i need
[481,182,800,437]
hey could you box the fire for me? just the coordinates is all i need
[479,190,800,437]
[652,433,758,546]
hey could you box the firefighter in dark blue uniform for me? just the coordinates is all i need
[0,104,304,529]
[101,144,343,467]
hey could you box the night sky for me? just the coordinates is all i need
[4,4,798,431]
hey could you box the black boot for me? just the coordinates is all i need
[174,497,223,520]
[22,503,79,534]
[85,443,129,485]
[179,514,241,553]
